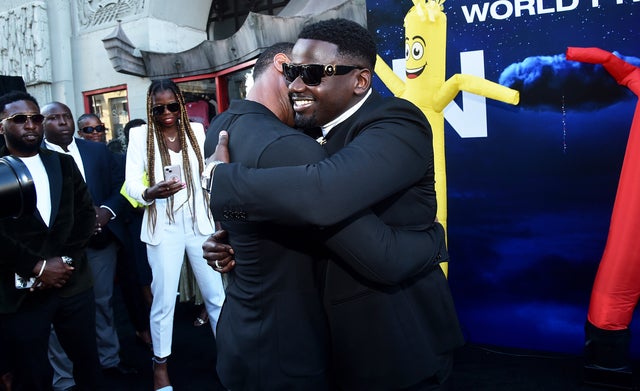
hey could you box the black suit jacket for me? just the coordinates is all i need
[72,138,128,246]
[208,100,331,390]
[210,92,464,389]
[0,147,96,314]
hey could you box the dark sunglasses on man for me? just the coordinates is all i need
[1,113,45,125]
[152,102,180,117]
[81,125,107,134]
[282,63,364,86]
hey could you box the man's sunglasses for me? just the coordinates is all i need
[1,113,45,125]
[81,125,106,134]
[282,63,364,86]
[152,102,180,116]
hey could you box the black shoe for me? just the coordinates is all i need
[102,362,138,376]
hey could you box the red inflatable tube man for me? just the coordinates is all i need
[566,47,640,373]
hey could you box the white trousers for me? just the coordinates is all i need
[146,208,225,358]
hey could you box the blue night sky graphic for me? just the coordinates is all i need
[367,0,640,354]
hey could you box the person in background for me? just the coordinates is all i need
[108,118,146,155]
[76,113,107,143]
[0,91,103,390]
[78,113,153,352]
[125,79,225,391]
[42,103,137,391]
[120,118,154,334]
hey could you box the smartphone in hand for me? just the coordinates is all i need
[163,164,182,182]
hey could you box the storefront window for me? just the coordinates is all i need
[176,78,218,130]
[226,66,254,102]
[174,59,255,128]
[83,85,129,143]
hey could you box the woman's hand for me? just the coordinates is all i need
[145,178,185,200]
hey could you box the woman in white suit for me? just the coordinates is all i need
[125,79,224,391]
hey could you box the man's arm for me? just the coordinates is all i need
[322,214,448,285]
[207,126,443,284]
[101,146,127,215]
[60,154,98,261]
[210,100,433,226]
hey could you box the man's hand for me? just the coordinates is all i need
[31,256,74,291]
[94,206,113,234]
[203,229,235,273]
[206,130,230,164]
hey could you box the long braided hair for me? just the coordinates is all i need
[145,78,209,232]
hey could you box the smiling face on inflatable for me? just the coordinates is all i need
[404,0,447,85]
[405,35,427,79]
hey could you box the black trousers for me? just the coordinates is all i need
[0,288,103,391]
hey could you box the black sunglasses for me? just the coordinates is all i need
[282,63,364,86]
[152,102,180,116]
[1,113,45,125]
[81,125,106,134]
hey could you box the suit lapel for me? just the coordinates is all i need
[40,149,62,225]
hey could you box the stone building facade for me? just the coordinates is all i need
[0,0,365,141]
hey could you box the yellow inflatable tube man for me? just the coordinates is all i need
[375,0,520,274]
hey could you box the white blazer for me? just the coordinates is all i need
[125,122,214,245]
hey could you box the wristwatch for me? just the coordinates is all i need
[61,256,73,266]
[201,160,224,193]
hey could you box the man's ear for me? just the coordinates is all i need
[273,53,290,74]
[354,68,372,96]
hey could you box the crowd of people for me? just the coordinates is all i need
[0,18,462,391]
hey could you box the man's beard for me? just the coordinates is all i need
[4,133,42,156]
[294,112,318,131]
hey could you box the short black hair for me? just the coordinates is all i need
[77,112,100,126]
[0,91,39,116]
[253,42,294,80]
[124,118,146,140]
[298,18,376,69]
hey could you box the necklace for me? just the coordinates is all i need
[167,135,177,142]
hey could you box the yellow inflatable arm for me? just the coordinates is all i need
[432,73,520,112]
[375,54,407,97]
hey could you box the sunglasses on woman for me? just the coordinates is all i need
[152,102,180,116]
[1,113,45,125]
[81,125,106,134]
[282,63,364,86]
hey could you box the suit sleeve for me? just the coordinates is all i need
[100,146,127,216]
[0,230,39,277]
[210,102,432,226]
[251,129,443,285]
[125,125,151,205]
[59,154,97,261]
[322,215,447,285]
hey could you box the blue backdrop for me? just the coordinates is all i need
[367,0,640,355]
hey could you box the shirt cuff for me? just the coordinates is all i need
[100,205,116,220]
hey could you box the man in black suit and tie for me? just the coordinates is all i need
[0,91,103,390]
[41,102,135,389]
[204,19,463,390]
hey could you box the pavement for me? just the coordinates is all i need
[106,285,637,391]
[104,291,224,391]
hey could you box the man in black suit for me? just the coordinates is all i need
[41,102,135,389]
[204,19,464,390]
[205,42,331,390]
[0,91,102,390]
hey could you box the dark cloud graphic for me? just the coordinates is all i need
[499,52,640,111]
